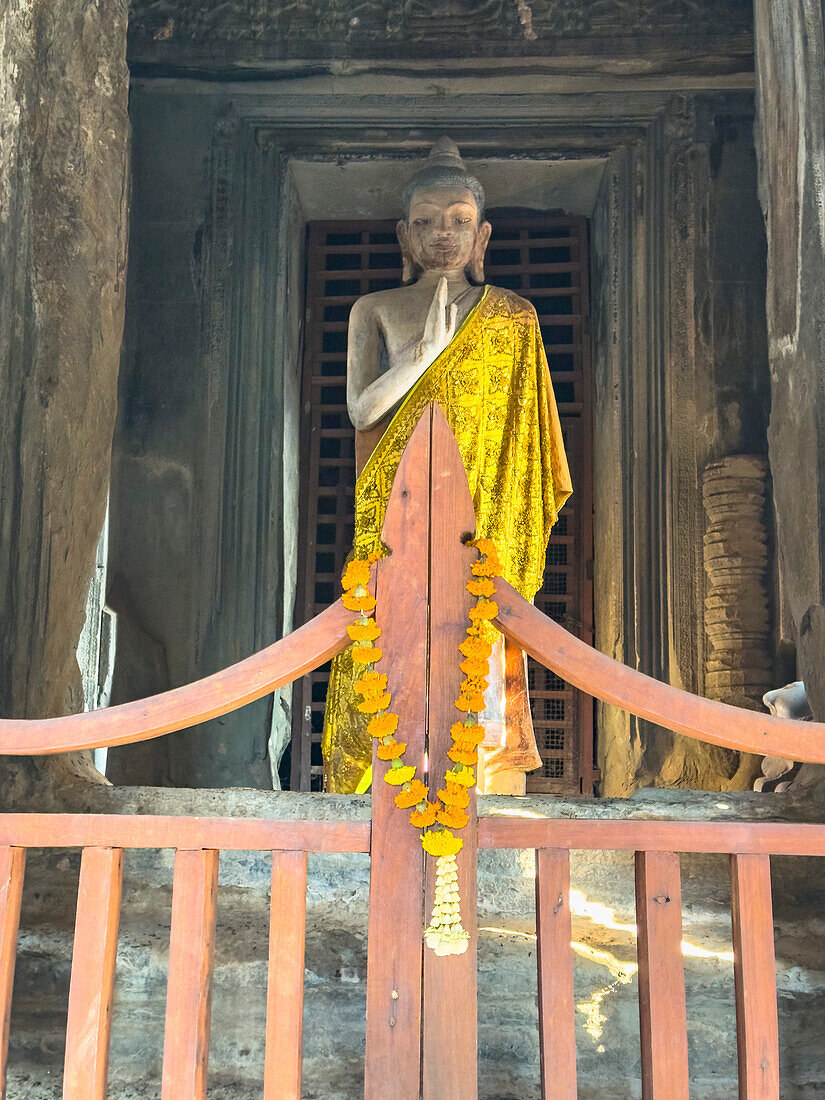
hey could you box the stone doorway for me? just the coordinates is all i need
[289,215,597,795]
[108,91,770,795]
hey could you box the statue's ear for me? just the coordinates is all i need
[397,220,416,285]
[468,220,492,284]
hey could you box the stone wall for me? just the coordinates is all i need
[0,0,130,790]
[107,98,303,789]
[126,0,754,69]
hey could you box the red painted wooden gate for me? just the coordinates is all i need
[0,404,822,1098]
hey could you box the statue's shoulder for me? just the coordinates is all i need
[351,285,409,312]
[485,285,540,324]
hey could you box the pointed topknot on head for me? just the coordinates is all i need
[425,136,466,171]
[401,136,485,223]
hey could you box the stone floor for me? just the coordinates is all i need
[4,786,825,1097]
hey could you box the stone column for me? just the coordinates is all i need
[754,0,825,720]
[0,1,130,795]
[702,456,773,711]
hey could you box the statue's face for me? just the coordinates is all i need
[401,186,489,275]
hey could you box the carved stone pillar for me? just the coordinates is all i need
[754,0,825,724]
[702,455,773,710]
[0,0,130,799]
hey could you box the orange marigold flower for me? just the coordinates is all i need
[439,782,470,807]
[460,657,489,678]
[469,599,498,622]
[460,676,489,696]
[471,559,499,577]
[422,828,463,857]
[354,671,387,694]
[357,693,392,714]
[471,537,497,558]
[352,645,383,664]
[341,560,371,591]
[459,635,493,660]
[450,721,485,747]
[376,739,407,760]
[358,689,389,706]
[455,692,486,714]
[467,576,496,598]
[394,779,428,808]
[447,746,479,766]
[437,805,469,830]
[368,712,399,739]
[448,766,476,787]
[347,618,381,642]
[410,801,439,828]
[451,735,483,754]
[342,592,377,613]
[472,539,502,576]
[384,765,416,786]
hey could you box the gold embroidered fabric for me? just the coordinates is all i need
[322,285,572,793]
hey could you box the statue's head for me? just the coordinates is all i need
[397,137,492,285]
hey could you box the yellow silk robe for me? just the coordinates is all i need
[322,284,572,793]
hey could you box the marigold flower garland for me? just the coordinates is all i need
[341,538,502,956]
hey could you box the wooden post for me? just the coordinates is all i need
[162,848,219,1100]
[64,847,123,1100]
[423,405,478,1100]
[264,850,307,1100]
[730,854,780,1099]
[0,847,25,1100]
[635,851,689,1099]
[364,412,429,1099]
[536,848,577,1099]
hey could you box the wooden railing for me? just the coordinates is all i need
[0,403,822,1098]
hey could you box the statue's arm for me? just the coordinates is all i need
[347,281,456,433]
[346,297,397,432]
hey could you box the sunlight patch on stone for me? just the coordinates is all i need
[569,889,636,935]
[572,942,638,1042]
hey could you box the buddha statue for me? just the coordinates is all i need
[322,138,572,795]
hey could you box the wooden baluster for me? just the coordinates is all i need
[423,404,478,1100]
[730,854,779,1099]
[0,847,25,1099]
[161,848,219,1100]
[364,411,429,1100]
[635,851,689,1098]
[264,851,307,1100]
[536,848,576,1099]
[63,847,123,1099]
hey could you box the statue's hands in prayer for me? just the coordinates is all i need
[346,276,463,432]
[415,277,458,366]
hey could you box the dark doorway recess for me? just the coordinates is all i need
[290,216,596,795]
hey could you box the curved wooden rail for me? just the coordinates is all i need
[0,601,351,754]
[495,578,825,764]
